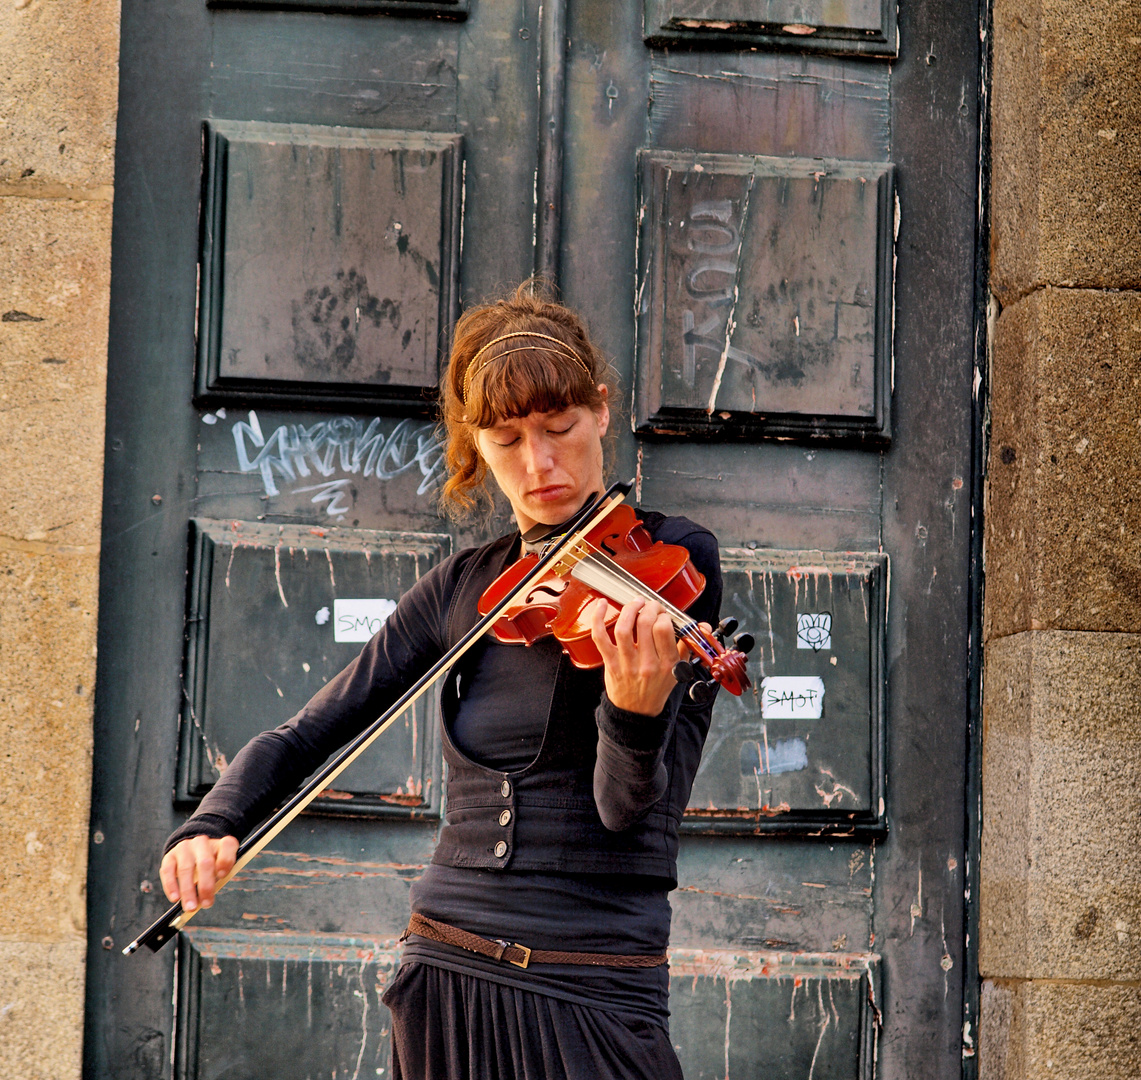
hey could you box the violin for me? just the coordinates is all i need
[478,502,752,699]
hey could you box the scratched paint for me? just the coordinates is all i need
[740,736,808,776]
[668,947,880,1080]
[179,930,399,1080]
[645,1,897,57]
[177,520,450,816]
[685,548,885,834]
[223,850,429,891]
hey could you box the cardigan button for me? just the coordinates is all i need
[494,841,508,858]
[501,780,511,798]
[499,809,512,827]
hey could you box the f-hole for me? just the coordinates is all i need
[597,530,624,558]
[523,582,567,605]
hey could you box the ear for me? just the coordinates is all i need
[595,384,610,438]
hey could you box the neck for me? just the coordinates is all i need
[517,492,600,544]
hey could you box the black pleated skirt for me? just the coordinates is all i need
[382,961,685,1080]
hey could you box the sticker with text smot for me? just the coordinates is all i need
[760,676,825,719]
[332,598,397,642]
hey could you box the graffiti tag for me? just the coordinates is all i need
[232,412,446,512]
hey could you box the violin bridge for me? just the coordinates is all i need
[550,538,593,577]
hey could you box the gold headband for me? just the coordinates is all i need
[462,332,593,406]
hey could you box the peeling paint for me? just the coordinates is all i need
[910,864,924,934]
[668,946,878,982]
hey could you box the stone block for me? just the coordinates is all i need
[991,0,1141,301]
[989,0,1042,306]
[0,0,120,189]
[980,978,1141,1080]
[0,549,98,940]
[0,940,86,1080]
[0,197,110,549]
[985,287,1141,640]
[981,630,1141,981]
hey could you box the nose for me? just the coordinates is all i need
[519,429,555,477]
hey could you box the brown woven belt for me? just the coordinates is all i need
[401,913,668,971]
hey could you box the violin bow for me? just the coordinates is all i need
[124,480,633,956]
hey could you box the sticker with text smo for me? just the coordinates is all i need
[760,676,825,720]
[333,598,397,642]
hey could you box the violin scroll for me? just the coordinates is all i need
[671,615,754,703]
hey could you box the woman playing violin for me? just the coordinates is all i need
[160,283,726,1080]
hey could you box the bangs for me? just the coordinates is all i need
[465,347,600,427]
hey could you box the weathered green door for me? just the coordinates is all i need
[86,2,982,1077]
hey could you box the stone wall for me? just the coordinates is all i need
[0,1,119,1077]
[981,0,1141,1076]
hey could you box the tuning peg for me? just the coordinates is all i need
[687,679,717,705]
[733,632,755,655]
[672,660,698,684]
[714,617,739,643]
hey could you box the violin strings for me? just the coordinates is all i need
[569,546,717,661]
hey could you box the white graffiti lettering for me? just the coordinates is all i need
[293,478,355,517]
[232,412,446,505]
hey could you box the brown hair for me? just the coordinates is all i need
[440,280,614,515]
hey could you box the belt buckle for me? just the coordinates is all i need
[495,939,531,969]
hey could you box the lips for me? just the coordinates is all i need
[527,484,572,502]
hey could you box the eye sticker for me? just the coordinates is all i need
[796,612,832,651]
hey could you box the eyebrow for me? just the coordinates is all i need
[488,408,574,429]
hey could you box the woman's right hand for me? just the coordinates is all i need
[159,834,239,912]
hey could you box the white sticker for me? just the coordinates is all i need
[797,612,832,651]
[333,598,398,642]
[760,676,825,719]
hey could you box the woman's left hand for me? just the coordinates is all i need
[589,597,686,717]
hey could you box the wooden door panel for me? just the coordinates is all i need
[176,930,399,1080]
[668,952,879,1080]
[647,53,892,163]
[179,520,450,815]
[208,17,461,130]
[688,548,886,834]
[635,443,883,552]
[196,823,436,936]
[209,0,464,13]
[195,408,449,528]
[197,121,462,411]
[671,838,873,953]
[635,150,895,441]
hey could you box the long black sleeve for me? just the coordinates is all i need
[591,521,723,832]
